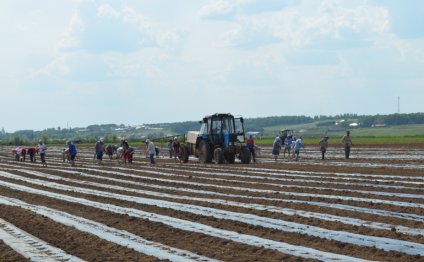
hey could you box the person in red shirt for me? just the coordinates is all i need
[246,135,256,162]
[27,147,38,162]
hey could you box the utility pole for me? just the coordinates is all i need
[397,96,400,114]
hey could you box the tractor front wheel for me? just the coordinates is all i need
[214,148,224,164]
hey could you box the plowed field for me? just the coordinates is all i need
[0,144,423,262]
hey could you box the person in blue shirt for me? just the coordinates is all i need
[222,124,230,148]
[145,139,156,164]
[67,141,77,166]
[283,135,294,160]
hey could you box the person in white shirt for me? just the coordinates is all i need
[292,137,304,162]
[341,131,354,159]
[319,136,329,160]
[37,140,47,167]
[272,136,282,161]
[145,139,156,164]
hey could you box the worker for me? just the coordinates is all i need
[67,141,77,166]
[172,137,181,163]
[272,135,282,161]
[27,147,38,162]
[223,124,230,148]
[155,146,161,157]
[319,136,329,160]
[105,144,116,160]
[292,136,304,162]
[341,131,354,159]
[283,135,294,160]
[121,138,130,163]
[246,135,256,162]
[95,138,105,165]
[37,140,47,167]
[127,147,135,163]
[14,146,25,161]
[145,139,156,164]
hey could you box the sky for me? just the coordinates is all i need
[1,0,423,132]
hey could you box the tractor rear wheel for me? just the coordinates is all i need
[198,141,212,163]
[214,148,224,164]
[180,145,189,163]
[240,147,251,164]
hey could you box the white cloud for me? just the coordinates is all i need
[198,0,297,19]
[198,0,236,19]
[97,3,120,18]
[157,28,190,52]
[30,54,71,78]
[121,6,151,31]
[59,12,84,50]
[205,0,390,50]
[1,0,423,132]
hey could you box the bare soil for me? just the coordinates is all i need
[0,144,423,261]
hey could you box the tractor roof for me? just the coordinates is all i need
[203,113,234,120]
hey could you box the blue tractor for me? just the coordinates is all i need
[181,113,251,164]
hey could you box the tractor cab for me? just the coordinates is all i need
[198,113,245,148]
[194,113,250,164]
[279,129,294,142]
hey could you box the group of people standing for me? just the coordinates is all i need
[146,136,186,165]
[93,138,134,165]
[272,135,304,161]
[271,130,354,161]
[13,131,354,167]
[317,131,353,160]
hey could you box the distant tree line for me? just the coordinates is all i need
[0,124,127,146]
[170,121,201,134]
[310,113,424,127]
[358,113,424,127]
[169,115,314,134]
[1,113,423,145]
[168,113,424,133]
[244,115,314,132]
